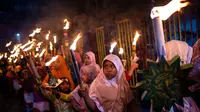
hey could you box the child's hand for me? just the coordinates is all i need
[78,87,88,98]
[131,63,139,69]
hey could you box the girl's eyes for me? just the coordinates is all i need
[104,65,115,69]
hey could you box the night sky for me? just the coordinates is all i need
[0,0,198,52]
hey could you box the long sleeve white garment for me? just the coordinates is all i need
[165,40,193,64]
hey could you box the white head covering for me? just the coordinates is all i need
[82,51,100,73]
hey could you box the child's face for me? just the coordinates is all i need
[23,71,29,80]
[84,54,91,65]
[59,81,70,92]
[103,61,117,80]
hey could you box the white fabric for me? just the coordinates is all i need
[24,92,34,103]
[89,54,125,112]
[13,79,22,91]
[165,40,193,64]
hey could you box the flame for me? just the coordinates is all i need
[39,49,46,57]
[37,42,43,48]
[5,41,12,47]
[151,0,189,20]
[49,42,53,51]
[63,19,70,30]
[4,53,7,58]
[29,28,41,37]
[36,47,39,52]
[45,31,51,40]
[13,58,18,63]
[0,54,3,59]
[20,39,36,49]
[34,53,39,58]
[11,44,22,54]
[132,31,140,45]
[45,55,59,66]
[24,42,35,52]
[53,36,57,44]
[70,33,82,50]
[8,57,12,62]
[119,48,124,55]
[109,41,117,53]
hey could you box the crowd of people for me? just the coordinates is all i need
[0,48,138,112]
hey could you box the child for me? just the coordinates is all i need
[80,51,100,74]
[43,77,75,112]
[42,55,75,91]
[70,65,98,112]
[79,54,138,112]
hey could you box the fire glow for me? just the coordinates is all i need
[119,48,124,55]
[5,41,12,47]
[45,31,51,40]
[63,19,70,30]
[70,33,82,50]
[132,31,140,45]
[151,0,189,20]
[53,36,57,44]
[29,28,41,37]
[109,41,117,53]
[45,55,59,66]
[39,49,46,57]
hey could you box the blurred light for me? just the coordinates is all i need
[16,33,20,36]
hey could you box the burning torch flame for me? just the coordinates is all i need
[37,42,43,48]
[46,31,51,40]
[132,31,140,45]
[70,33,82,50]
[11,44,22,54]
[39,49,46,57]
[5,41,12,47]
[20,39,36,49]
[29,28,41,37]
[0,54,3,59]
[63,19,70,30]
[13,58,18,63]
[8,57,12,62]
[45,55,59,66]
[109,41,117,53]
[49,42,53,51]
[53,36,57,44]
[151,0,189,20]
[4,53,7,58]
[119,48,124,55]
[36,47,39,52]
[24,42,35,52]
[34,53,39,58]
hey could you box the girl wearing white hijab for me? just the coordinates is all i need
[80,51,100,74]
[78,54,138,112]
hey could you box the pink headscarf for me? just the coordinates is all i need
[89,54,133,112]
[82,51,100,73]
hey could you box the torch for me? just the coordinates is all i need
[5,41,12,52]
[53,36,57,55]
[49,42,53,56]
[149,0,189,110]
[45,31,50,55]
[150,0,189,58]
[45,55,59,86]
[131,31,140,85]
[109,41,117,54]
[70,33,83,88]
[29,28,41,40]
[119,48,126,67]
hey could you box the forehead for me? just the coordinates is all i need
[103,60,114,65]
